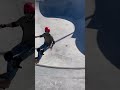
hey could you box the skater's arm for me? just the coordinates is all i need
[0,24,6,28]
[35,33,44,38]
[50,37,55,49]
[0,23,18,28]
[35,35,43,38]
[35,36,41,38]
[0,22,19,28]
[5,18,21,27]
[52,36,55,45]
[50,42,55,49]
[53,40,55,44]
[0,17,24,28]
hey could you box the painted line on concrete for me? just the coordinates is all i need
[36,64,85,70]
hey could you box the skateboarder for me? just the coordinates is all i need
[0,2,35,88]
[35,27,55,64]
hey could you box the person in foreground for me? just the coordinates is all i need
[0,2,35,89]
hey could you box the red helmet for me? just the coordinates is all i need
[45,27,50,32]
[24,2,35,14]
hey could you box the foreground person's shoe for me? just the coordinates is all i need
[0,77,11,89]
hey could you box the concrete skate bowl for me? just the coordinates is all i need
[38,0,85,55]
[35,66,85,90]
[87,0,120,69]
[35,0,85,69]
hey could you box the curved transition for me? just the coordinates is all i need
[38,0,85,54]
[35,0,85,68]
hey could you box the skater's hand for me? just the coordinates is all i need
[0,24,6,28]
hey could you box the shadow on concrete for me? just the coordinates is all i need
[55,32,73,43]
[87,0,120,69]
[38,0,85,54]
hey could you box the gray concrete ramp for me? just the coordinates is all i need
[35,0,85,90]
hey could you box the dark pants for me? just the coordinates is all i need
[37,43,50,61]
[4,43,34,80]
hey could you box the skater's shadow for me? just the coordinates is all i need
[38,0,85,55]
[87,0,120,69]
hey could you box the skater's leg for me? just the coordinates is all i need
[3,44,23,80]
[2,54,19,80]
[39,44,45,50]
[11,43,34,60]
[37,52,42,62]
[37,43,46,55]
[43,43,50,52]
[2,51,17,80]
[38,43,49,51]
[3,49,22,80]
[2,43,34,80]
[6,61,19,80]
[7,45,34,80]
[37,43,49,62]
[40,43,49,54]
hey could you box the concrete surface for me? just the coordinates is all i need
[35,0,85,68]
[35,66,85,90]
[35,0,85,90]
